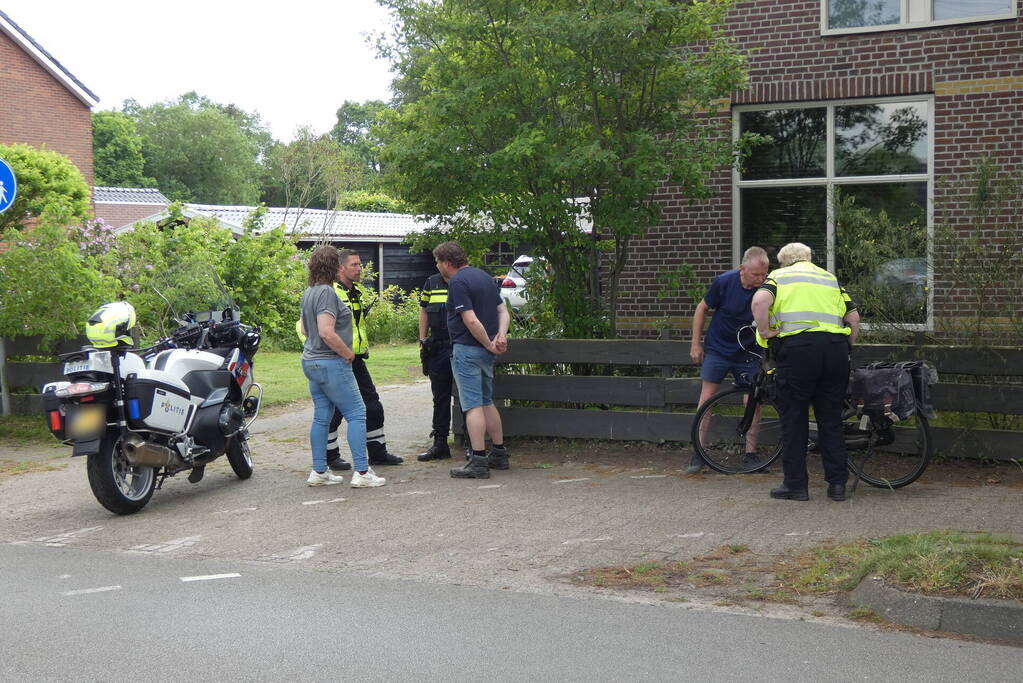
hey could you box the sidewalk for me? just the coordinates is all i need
[2,379,1021,639]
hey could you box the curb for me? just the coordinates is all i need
[850,576,1023,642]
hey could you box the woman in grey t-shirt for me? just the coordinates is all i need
[299,246,385,488]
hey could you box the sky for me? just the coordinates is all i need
[2,0,396,141]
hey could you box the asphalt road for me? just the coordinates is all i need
[3,543,1021,682]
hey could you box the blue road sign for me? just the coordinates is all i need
[0,158,17,214]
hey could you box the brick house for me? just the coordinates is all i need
[618,0,1022,339]
[93,187,171,228]
[0,9,97,186]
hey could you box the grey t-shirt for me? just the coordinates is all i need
[300,284,353,360]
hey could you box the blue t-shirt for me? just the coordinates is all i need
[703,269,757,359]
[447,266,502,347]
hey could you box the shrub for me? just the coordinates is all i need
[364,285,421,344]
[0,143,92,232]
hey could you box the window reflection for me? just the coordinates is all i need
[828,0,900,29]
[740,109,826,180]
[741,186,827,268]
[934,0,1012,20]
[835,102,928,176]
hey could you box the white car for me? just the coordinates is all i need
[498,255,534,311]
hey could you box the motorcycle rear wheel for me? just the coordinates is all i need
[226,434,253,479]
[87,433,156,514]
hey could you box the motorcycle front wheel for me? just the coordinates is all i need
[86,432,157,514]
[226,434,253,479]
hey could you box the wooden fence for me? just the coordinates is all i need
[0,336,86,416]
[493,339,1023,461]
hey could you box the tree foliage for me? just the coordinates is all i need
[330,99,390,184]
[0,143,92,232]
[377,0,752,337]
[92,111,154,187]
[131,93,265,204]
[260,128,365,210]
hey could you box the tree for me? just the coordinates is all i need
[92,111,154,187]
[260,127,364,212]
[330,99,390,183]
[377,0,753,337]
[133,93,264,204]
[0,143,92,231]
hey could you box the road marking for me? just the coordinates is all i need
[630,475,668,479]
[562,536,612,545]
[262,545,322,563]
[129,536,201,553]
[63,585,121,596]
[553,478,590,484]
[34,526,104,547]
[179,573,241,583]
[301,498,347,505]
[477,484,501,489]
[387,490,434,497]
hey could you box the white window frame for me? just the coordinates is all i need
[821,0,1017,36]
[732,95,935,330]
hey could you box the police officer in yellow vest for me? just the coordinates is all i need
[415,272,459,461]
[751,242,860,502]
[325,249,403,469]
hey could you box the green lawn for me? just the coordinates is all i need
[255,342,422,407]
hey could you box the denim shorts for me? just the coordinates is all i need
[451,343,494,411]
[700,350,755,386]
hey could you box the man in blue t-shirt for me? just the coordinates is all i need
[688,246,770,473]
[433,241,511,479]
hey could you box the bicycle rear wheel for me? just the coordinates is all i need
[844,413,932,488]
[691,386,783,474]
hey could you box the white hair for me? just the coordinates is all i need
[777,242,812,268]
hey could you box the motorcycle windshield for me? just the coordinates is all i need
[152,263,237,324]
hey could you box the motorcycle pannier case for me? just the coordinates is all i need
[124,375,193,433]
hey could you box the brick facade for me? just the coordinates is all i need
[0,23,94,187]
[618,1,1023,338]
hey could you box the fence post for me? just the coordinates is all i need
[0,337,10,416]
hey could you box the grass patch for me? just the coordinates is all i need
[791,530,1023,600]
[0,459,65,476]
[581,560,693,590]
[0,414,53,446]
[249,343,421,407]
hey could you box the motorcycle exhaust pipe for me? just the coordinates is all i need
[123,435,187,468]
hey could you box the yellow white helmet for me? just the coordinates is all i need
[86,301,137,348]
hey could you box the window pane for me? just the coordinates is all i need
[835,102,928,176]
[828,0,901,29]
[934,0,1012,20]
[741,186,827,269]
[834,183,928,324]
[740,109,826,180]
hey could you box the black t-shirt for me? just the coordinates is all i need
[447,266,502,347]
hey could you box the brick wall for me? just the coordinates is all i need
[0,29,94,187]
[618,1,1023,338]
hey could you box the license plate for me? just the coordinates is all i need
[63,351,113,376]
[68,405,106,439]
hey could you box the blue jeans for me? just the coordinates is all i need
[302,358,367,472]
[451,343,494,411]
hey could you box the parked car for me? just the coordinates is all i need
[497,255,535,311]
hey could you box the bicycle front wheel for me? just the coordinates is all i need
[845,413,932,488]
[691,386,783,474]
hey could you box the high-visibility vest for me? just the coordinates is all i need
[334,281,371,355]
[766,261,852,339]
[295,282,371,355]
[419,273,449,340]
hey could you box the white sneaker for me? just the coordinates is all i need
[307,469,344,486]
[350,468,386,488]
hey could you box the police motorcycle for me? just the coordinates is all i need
[41,263,262,515]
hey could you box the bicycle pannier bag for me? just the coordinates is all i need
[850,364,917,422]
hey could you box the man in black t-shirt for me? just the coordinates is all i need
[432,241,510,479]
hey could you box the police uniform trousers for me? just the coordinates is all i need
[773,332,850,490]
[425,340,456,438]
[326,355,387,459]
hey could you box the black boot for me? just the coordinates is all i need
[450,452,490,479]
[487,445,509,470]
[367,442,404,466]
[417,434,451,462]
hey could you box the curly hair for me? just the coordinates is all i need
[307,245,340,286]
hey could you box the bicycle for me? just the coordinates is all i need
[689,328,932,488]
